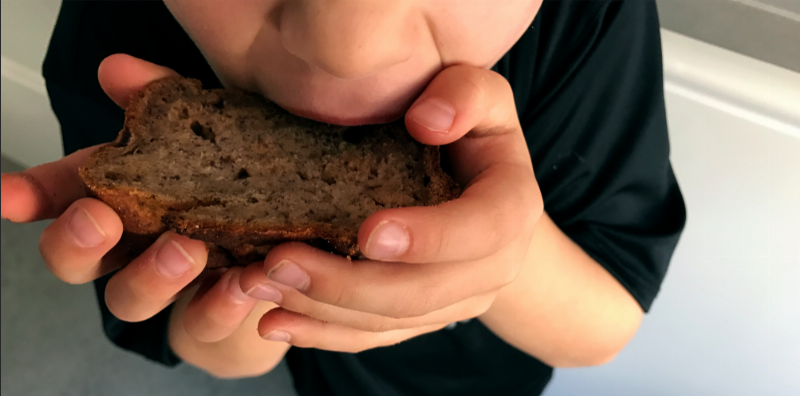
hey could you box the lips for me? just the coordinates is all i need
[279,104,405,126]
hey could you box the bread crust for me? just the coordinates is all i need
[80,77,460,268]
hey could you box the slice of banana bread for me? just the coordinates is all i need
[79,77,459,267]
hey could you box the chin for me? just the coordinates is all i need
[268,87,415,126]
[251,65,433,126]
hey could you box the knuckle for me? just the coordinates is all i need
[400,285,439,318]
[358,320,383,333]
[300,305,328,326]
[438,65,491,108]
[18,171,53,218]
[108,285,165,323]
[416,214,469,260]
[327,283,351,309]
[429,220,453,258]
[183,323,208,342]
[479,199,515,256]
[491,71,514,97]
[39,243,90,285]
[384,306,409,320]
[487,71,516,108]
[457,68,490,103]
[488,205,509,251]
[127,279,164,307]
[501,174,542,241]
[185,311,236,343]
[364,318,398,333]
[106,287,160,322]
[384,302,411,320]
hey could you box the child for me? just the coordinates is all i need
[1,0,685,395]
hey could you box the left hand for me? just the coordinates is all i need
[238,65,543,352]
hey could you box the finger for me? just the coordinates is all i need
[38,198,124,284]
[183,266,258,343]
[358,162,541,263]
[1,54,177,222]
[240,260,493,332]
[104,232,208,322]
[257,308,447,354]
[404,64,520,143]
[357,66,541,263]
[2,55,176,224]
[1,147,98,223]
[406,65,532,185]
[98,53,179,109]
[184,267,229,296]
[241,242,525,319]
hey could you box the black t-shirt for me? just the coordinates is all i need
[42,1,686,395]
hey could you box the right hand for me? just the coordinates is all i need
[1,54,288,376]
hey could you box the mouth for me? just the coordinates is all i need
[280,105,405,126]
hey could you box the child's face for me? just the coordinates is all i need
[164,0,542,125]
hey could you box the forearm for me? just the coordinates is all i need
[168,286,290,379]
[479,213,644,368]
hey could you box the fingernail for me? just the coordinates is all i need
[365,220,410,260]
[66,208,106,248]
[245,283,282,303]
[227,270,253,304]
[408,97,455,133]
[262,330,291,343]
[268,260,310,291]
[154,240,195,278]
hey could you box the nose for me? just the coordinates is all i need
[278,0,419,79]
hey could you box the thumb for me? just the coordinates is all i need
[404,64,531,185]
[98,54,180,109]
[404,65,521,146]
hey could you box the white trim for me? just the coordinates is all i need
[660,29,800,140]
[0,55,47,97]
[730,0,800,22]
[664,81,800,140]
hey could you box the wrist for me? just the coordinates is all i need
[478,213,643,367]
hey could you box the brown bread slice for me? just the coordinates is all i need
[79,77,460,268]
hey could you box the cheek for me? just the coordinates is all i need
[163,0,276,87]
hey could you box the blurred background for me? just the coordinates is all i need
[2,1,798,395]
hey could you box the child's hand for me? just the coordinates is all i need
[239,65,543,352]
[0,55,268,348]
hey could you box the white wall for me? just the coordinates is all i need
[544,30,800,396]
[1,0,63,167]
[1,4,798,396]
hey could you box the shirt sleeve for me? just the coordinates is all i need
[513,0,686,311]
[42,2,182,367]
